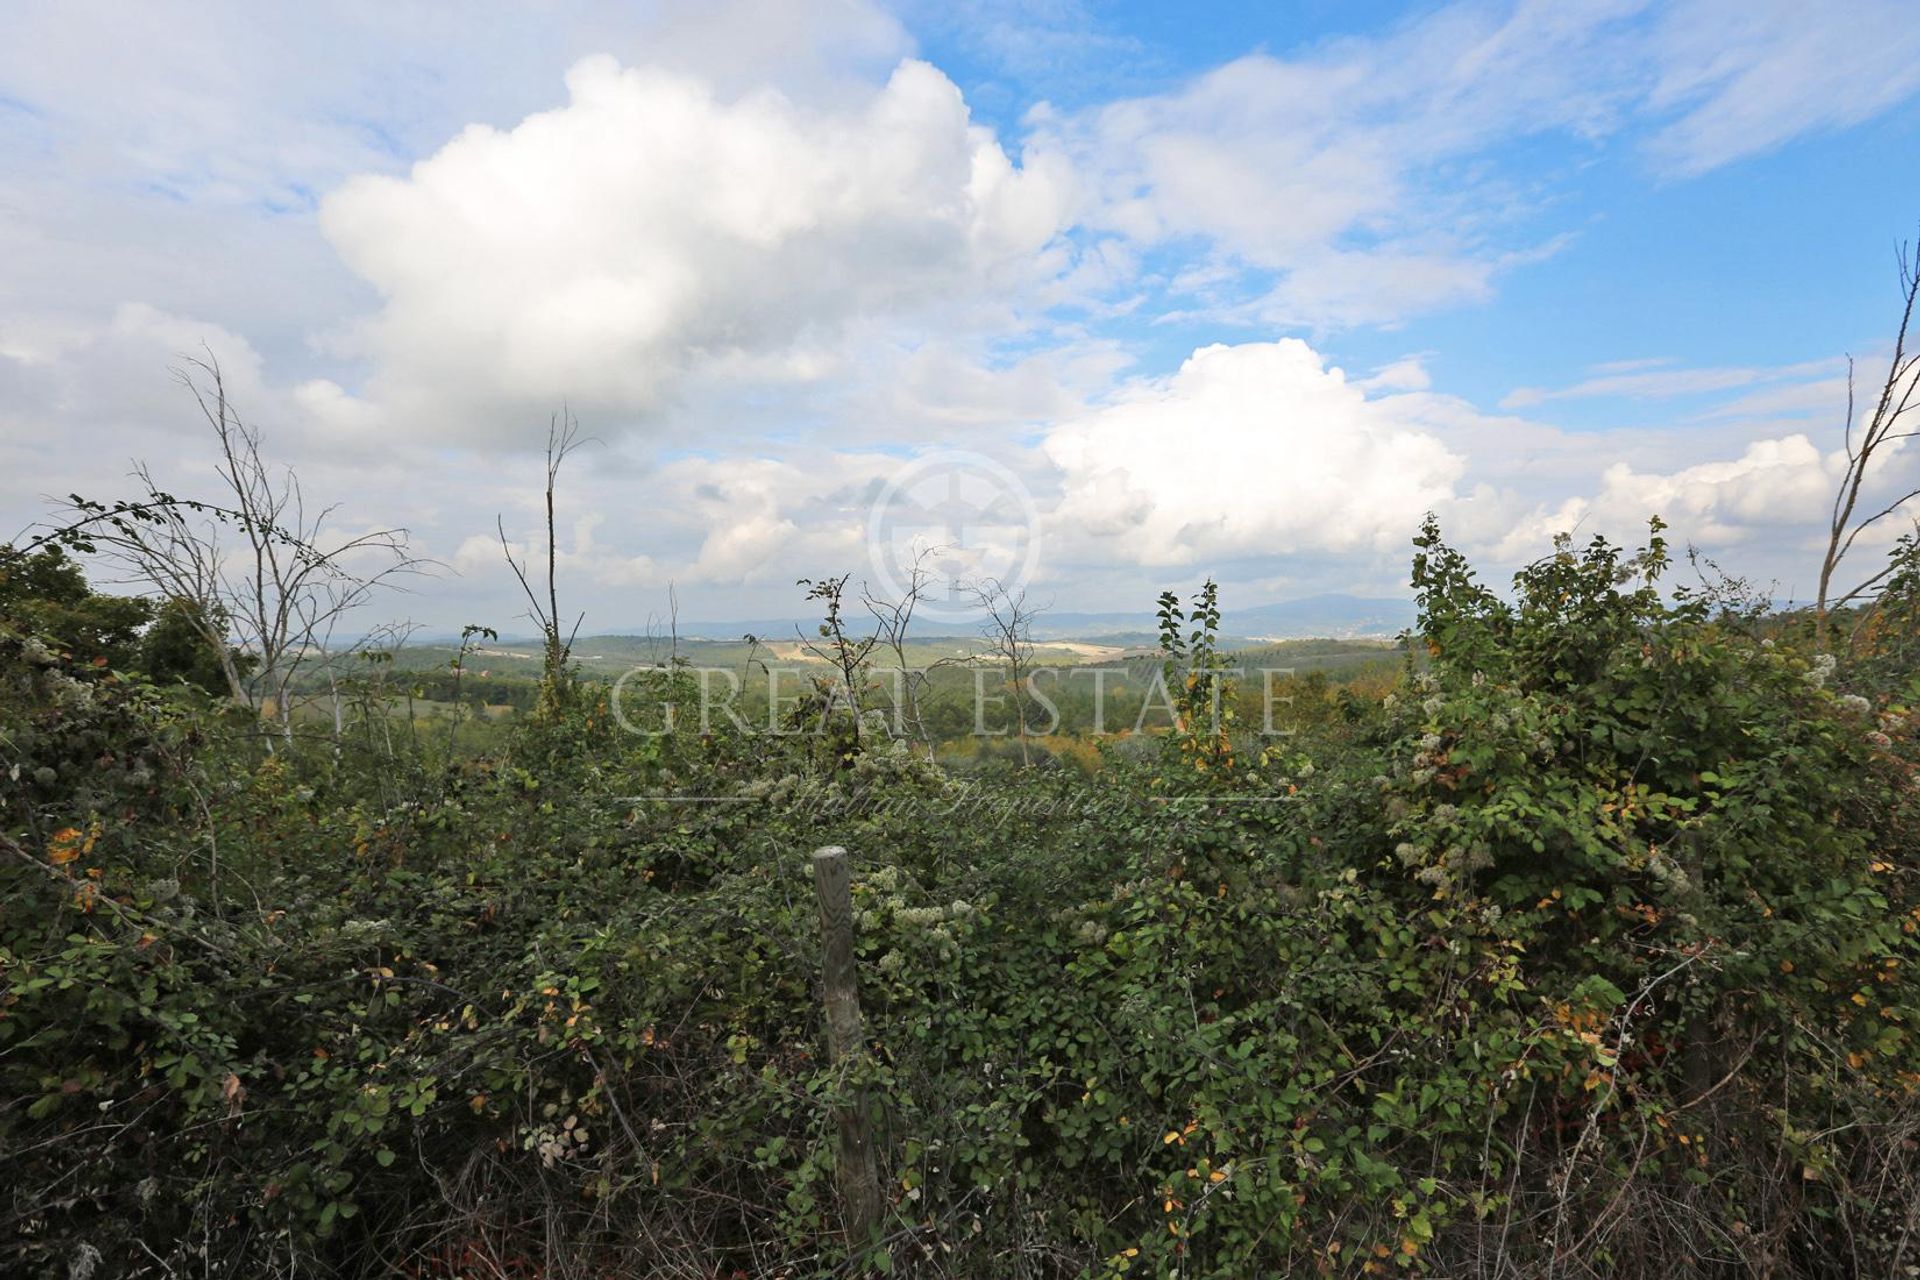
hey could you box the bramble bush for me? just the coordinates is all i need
[3,522,1918,1278]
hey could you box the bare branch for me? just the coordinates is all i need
[496,410,587,712]
[52,354,431,741]
[970,576,1047,767]
[861,547,956,758]
[1817,234,1920,647]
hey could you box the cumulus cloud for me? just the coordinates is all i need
[319,55,1074,441]
[7,1,1920,626]
[1497,433,1838,557]
[1023,336,1884,589]
[1611,435,1835,528]
[1043,340,1466,564]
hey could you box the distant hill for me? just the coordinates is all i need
[404,594,1415,653]
[665,593,1414,643]
[1222,593,1416,639]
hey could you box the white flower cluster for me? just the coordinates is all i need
[47,667,100,711]
[859,866,976,965]
[1074,918,1110,945]
[848,734,940,784]
[1048,902,1112,947]
[1394,829,1492,895]
[894,903,971,928]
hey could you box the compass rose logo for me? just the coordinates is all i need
[866,451,1040,621]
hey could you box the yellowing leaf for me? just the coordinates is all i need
[47,827,83,866]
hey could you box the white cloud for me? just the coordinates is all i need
[1357,357,1434,394]
[1043,339,1466,564]
[1499,433,1837,555]
[318,55,1074,442]
[7,1,1920,627]
[1502,356,1840,409]
[1019,0,1920,331]
[1645,0,1920,175]
[0,0,928,420]
[0,1,916,212]
[0,303,276,484]
[1253,248,1502,331]
[1694,374,1851,424]
[1021,3,1646,329]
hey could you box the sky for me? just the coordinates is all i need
[3,0,1919,635]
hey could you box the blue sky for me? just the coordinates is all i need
[918,0,1920,414]
[3,1,1919,629]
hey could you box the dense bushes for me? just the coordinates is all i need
[4,524,1919,1278]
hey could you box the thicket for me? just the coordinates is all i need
[4,521,1920,1279]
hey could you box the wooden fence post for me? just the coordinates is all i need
[811,846,882,1247]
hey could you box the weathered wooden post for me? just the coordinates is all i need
[810,846,882,1247]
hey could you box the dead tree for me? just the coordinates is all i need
[972,576,1044,767]
[862,547,956,759]
[498,412,585,716]
[1817,237,1920,648]
[60,354,424,742]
